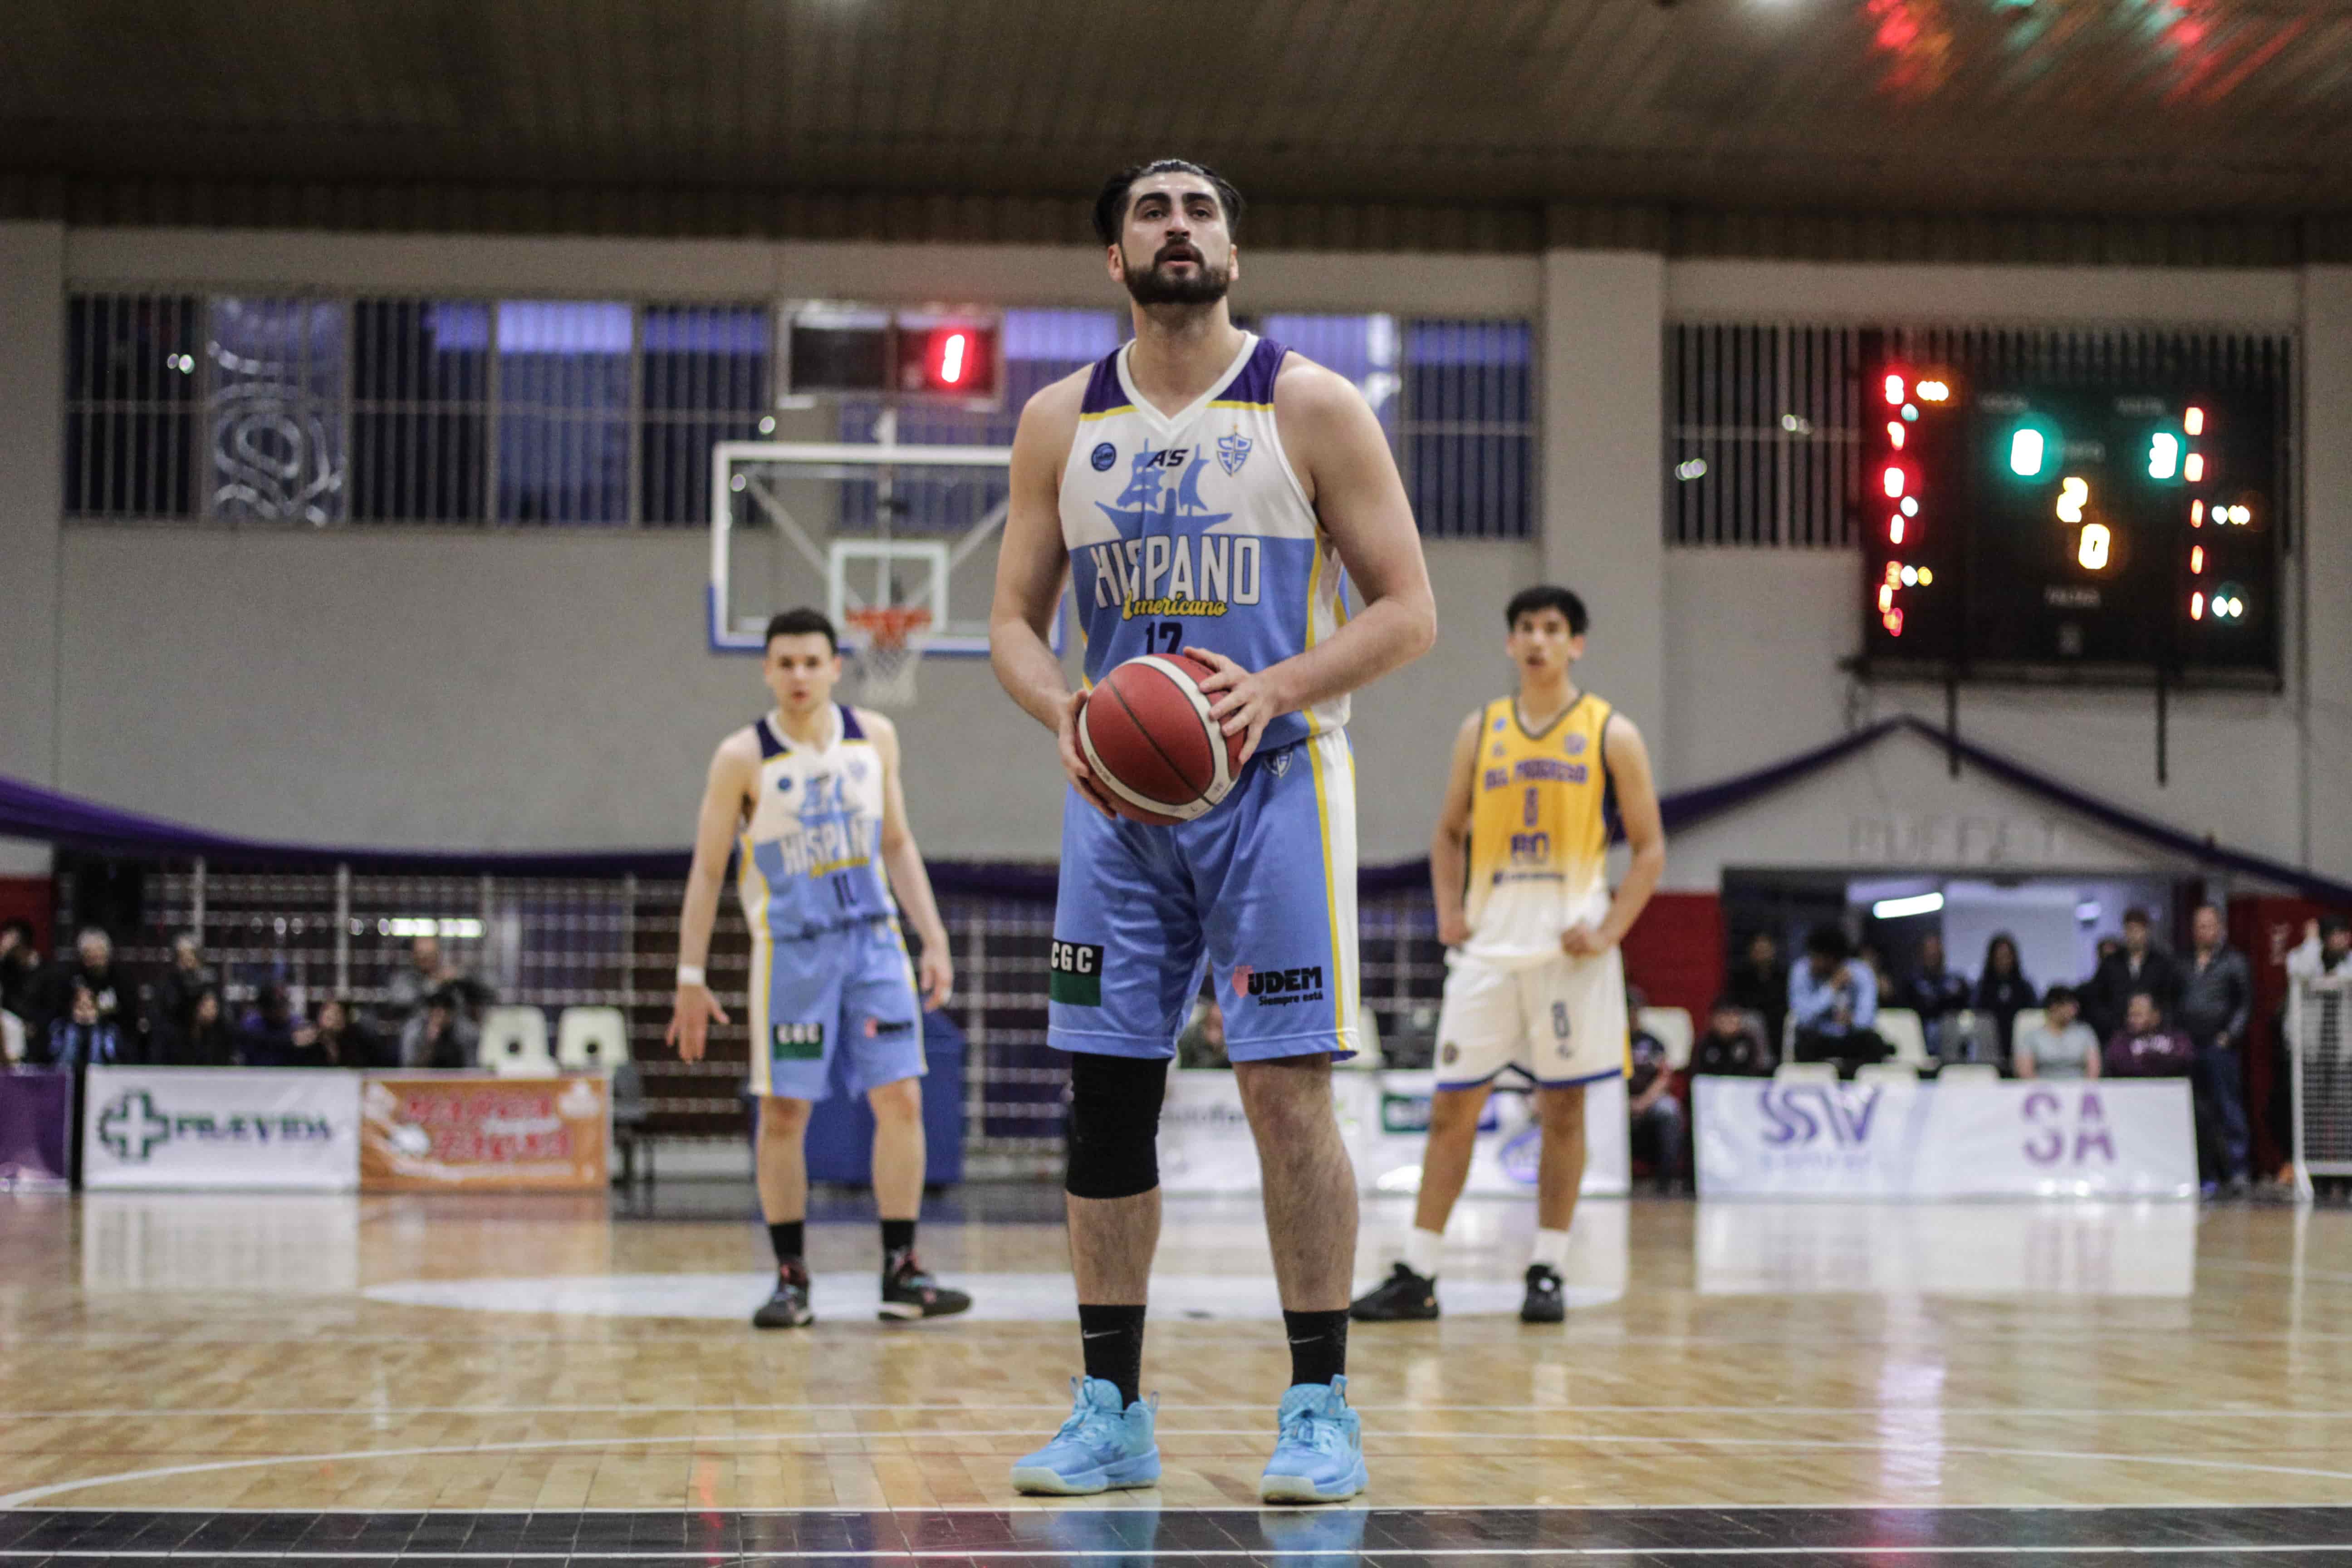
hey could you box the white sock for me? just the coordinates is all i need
[1529,1228,1572,1272]
[1403,1226,1444,1279]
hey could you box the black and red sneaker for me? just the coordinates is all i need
[879,1249,973,1321]
[752,1260,814,1329]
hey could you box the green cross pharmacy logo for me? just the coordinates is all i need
[98,1090,173,1162]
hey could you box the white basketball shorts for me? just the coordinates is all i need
[1431,946,1628,1089]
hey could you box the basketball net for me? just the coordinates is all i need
[844,604,932,708]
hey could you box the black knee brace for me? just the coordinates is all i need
[1064,1051,1170,1199]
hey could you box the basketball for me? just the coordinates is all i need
[1077,654,1247,825]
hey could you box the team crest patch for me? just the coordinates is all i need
[1263,748,1294,779]
[1215,431,1253,476]
[1091,441,1117,472]
[1441,1042,1460,1066]
[1564,733,1588,755]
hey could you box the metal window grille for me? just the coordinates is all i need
[103,860,1458,1171]
[2292,981,2352,1194]
[1665,321,2296,549]
[1399,317,1537,539]
[494,301,634,525]
[352,299,493,524]
[641,304,772,526]
[64,292,201,519]
[1664,322,1865,548]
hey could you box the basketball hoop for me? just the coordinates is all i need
[844,604,933,708]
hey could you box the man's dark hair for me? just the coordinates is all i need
[1504,584,1589,636]
[0,918,34,946]
[2045,983,2078,1008]
[2122,906,2151,927]
[1805,923,1851,962]
[764,608,839,654]
[2323,912,2352,940]
[1092,159,1244,247]
[1710,994,1748,1017]
[2127,989,2162,1018]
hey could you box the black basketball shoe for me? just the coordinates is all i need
[1519,1263,1566,1324]
[1349,1262,1440,1322]
[879,1250,973,1320]
[753,1261,814,1329]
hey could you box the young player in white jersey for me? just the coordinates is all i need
[668,609,971,1328]
[990,159,1436,1502]
[1352,586,1665,1325]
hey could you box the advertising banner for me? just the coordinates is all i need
[361,1073,609,1191]
[82,1067,361,1191]
[1695,1076,2195,1199]
[0,1067,74,1190]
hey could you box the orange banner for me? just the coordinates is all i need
[360,1073,608,1191]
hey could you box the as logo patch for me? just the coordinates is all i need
[773,1023,824,1060]
[1049,940,1104,1006]
[1091,441,1117,472]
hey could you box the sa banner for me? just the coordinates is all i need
[361,1073,608,1191]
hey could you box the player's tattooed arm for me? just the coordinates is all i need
[1430,710,1484,949]
[1563,714,1666,959]
[666,732,756,1060]
[989,369,1116,817]
[867,713,954,1009]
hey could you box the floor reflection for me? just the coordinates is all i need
[1697,1200,2197,1296]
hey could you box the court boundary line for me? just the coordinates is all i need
[6,1543,2352,1559]
[15,1403,2352,1419]
[11,1431,2352,1511]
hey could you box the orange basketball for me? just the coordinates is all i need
[1076,654,1248,825]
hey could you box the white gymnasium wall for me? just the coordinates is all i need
[3,225,2347,891]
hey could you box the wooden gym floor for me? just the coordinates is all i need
[4,1186,2351,1563]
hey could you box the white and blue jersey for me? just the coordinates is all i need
[1050,335,1362,1063]
[1061,333,1350,751]
[736,705,923,1100]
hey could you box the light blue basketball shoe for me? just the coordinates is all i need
[1259,1376,1368,1504]
[1009,1376,1161,1495]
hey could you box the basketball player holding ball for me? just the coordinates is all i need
[989,159,1436,1502]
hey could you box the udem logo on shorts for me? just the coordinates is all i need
[773,1023,825,1061]
[1049,941,1104,1006]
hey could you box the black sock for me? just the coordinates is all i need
[880,1217,916,1263]
[768,1220,804,1267]
[1283,1309,1348,1390]
[1078,1303,1147,1407]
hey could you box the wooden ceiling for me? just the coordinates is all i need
[5,0,2348,228]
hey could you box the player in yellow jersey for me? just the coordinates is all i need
[1352,585,1665,1324]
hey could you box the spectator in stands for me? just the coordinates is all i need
[40,927,129,1045]
[1691,997,1772,1076]
[1972,934,2034,1063]
[152,933,216,1039]
[1856,940,1894,999]
[2014,984,2101,1080]
[309,998,384,1068]
[1626,1010,1682,1190]
[237,984,311,1066]
[1897,931,1973,1060]
[1176,995,1229,1069]
[2085,908,2181,1042]
[2104,991,2194,1079]
[163,986,236,1067]
[383,934,457,1025]
[401,984,478,1070]
[44,983,127,1067]
[2288,913,2352,985]
[1726,931,1788,1049]
[1789,924,1884,1065]
[0,918,40,1021]
[2180,903,2253,1194]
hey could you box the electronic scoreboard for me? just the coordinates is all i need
[1860,365,2282,684]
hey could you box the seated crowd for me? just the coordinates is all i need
[0,925,490,1072]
